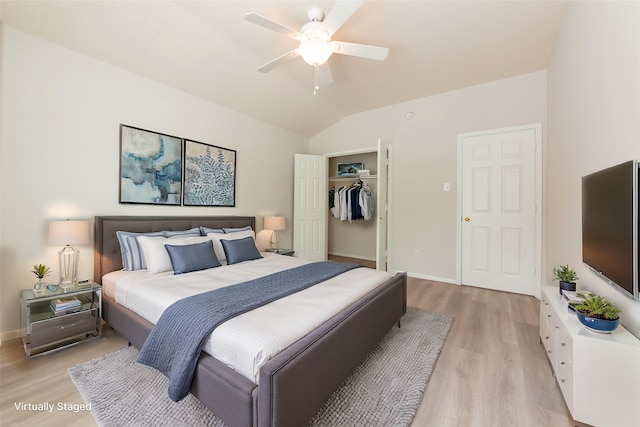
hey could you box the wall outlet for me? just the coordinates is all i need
[443,182,451,192]
[414,250,421,259]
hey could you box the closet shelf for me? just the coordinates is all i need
[329,175,377,181]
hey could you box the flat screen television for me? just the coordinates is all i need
[582,160,639,300]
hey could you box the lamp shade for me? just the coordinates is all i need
[264,216,286,231]
[48,220,89,246]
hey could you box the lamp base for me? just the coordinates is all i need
[58,245,79,285]
[270,230,280,250]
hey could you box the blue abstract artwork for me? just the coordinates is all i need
[120,125,182,205]
[183,140,236,207]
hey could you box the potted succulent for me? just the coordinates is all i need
[31,263,51,282]
[31,263,51,293]
[554,264,578,295]
[573,293,622,333]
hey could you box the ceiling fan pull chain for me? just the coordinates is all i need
[314,64,319,95]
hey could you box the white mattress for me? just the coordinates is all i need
[103,253,393,382]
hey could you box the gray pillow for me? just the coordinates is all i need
[199,226,224,236]
[223,226,252,233]
[164,228,201,237]
[165,241,221,274]
[221,237,262,265]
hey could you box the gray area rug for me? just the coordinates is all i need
[69,307,452,427]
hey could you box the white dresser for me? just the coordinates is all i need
[539,285,640,427]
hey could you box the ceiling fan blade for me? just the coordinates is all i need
[318,63,334,86]
[321,0,363,37]
[332,41,389,61]
[245,12,304,40]
[257,49,300,73]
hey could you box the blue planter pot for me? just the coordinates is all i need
[576,311,619,333]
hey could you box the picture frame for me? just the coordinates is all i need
[119,124,183,205]
[183,139,236,207]
[337,162,365,176]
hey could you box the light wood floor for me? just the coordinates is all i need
[407,278,572,427]
[0,276,573,427]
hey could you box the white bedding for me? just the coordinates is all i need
[103,253,393,382]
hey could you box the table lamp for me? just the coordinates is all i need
[264,216,286,250]
[48,219,89,285]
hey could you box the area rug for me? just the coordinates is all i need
[69,307,452,427]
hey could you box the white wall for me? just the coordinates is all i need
[546,1,640,337]
[310,71,547,283]
[0,26,307,338]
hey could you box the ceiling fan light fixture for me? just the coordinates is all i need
[299,38,333,66]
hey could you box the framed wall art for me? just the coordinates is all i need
[119,124,183,205]
[183,139,236,207]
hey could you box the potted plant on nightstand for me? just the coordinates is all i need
[554,264,578,295]
[573,293,622,333]
[31,263,51,293]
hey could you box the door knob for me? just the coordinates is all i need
[464,217,471,222]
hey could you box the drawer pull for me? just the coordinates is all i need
[561,379,566,383]
[561,342,566,347]
[60,323,76,330]
[561,361,565,365]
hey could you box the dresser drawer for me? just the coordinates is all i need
[557,328,573,357]
[30,308,98,348]
[556,356,574,409]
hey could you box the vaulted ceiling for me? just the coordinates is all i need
[1,0,568,138]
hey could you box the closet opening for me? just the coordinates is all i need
[328,152,378,270]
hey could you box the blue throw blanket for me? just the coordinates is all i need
[137,261,362,401]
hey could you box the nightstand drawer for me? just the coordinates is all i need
[30,308,98,348]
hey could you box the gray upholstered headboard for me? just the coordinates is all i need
[93,215,256,284]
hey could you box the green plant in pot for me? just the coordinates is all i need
[554,264,578,295]
[573,293,621,333]
[31,263,51,291]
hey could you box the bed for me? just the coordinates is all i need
[94,215,407,427]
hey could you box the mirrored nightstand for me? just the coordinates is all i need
[20,283,101,358]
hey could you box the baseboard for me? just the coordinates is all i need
[388,270,458,285]
[328,251,376,262]
[1,329,21,345]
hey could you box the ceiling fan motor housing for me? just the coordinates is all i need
[307,6,324,22]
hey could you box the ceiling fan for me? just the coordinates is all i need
[245,0,389,94]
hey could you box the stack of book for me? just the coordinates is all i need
[562,290,585,304]
[50,296,82,316]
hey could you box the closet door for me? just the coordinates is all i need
[293,154,328,261]
[376,139,389,271]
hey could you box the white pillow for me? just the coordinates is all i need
[207,230,256,262]
[137,235,214,274]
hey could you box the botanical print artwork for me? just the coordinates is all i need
[183,140,236,207]
[120,125,182,205]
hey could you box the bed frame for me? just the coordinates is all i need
[94,215,407,427]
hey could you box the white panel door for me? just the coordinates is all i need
[293,154,327,261]
[376,139,389,271]
[460,127,537,295]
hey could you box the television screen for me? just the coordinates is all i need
[582,160,638,299]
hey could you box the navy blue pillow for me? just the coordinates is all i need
[165,241,221,274]
[221,237,262,265]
